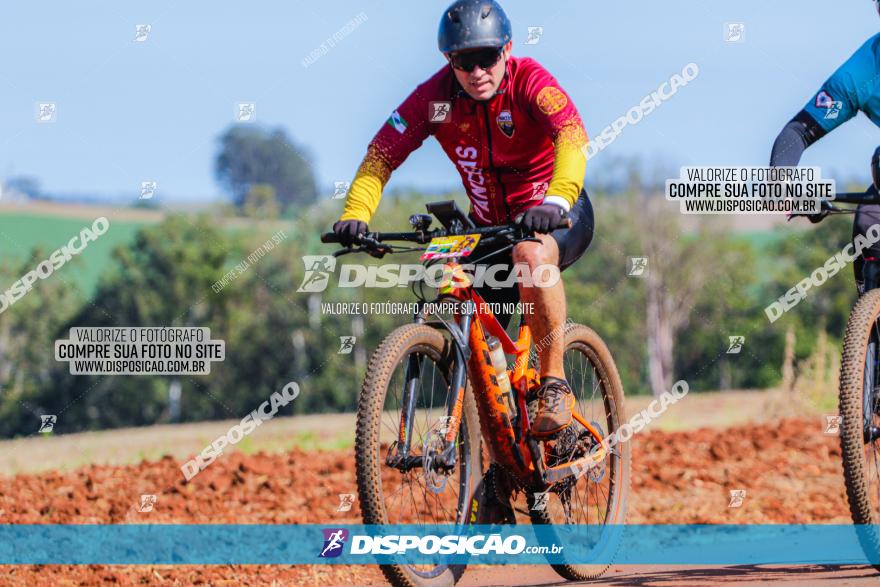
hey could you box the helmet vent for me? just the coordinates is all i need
[481,6,491,19]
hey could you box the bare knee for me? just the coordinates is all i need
[512,241,551,269]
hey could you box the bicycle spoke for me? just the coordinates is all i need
[552,338,617,540]
[372,336,468,530]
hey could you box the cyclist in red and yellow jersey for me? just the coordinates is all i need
[333,0,594,437]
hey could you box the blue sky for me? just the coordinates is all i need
[0,1,878,202]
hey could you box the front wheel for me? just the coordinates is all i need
[356,323,482,587]
[529,323,630,581]
[839,289,880,570]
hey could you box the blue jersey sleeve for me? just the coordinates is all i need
[803,33,880,132]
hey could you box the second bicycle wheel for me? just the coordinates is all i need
[356,323,482,587]
[839,288,880,570]
[529,322,630,581]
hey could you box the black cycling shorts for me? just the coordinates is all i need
[470,190,595,328]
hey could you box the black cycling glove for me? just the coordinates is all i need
[520,203,566,234]
[333,220,368,247]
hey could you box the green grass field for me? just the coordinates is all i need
[0,212,155,296]
[0,204,297,296]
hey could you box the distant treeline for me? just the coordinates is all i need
[0,189,856,438]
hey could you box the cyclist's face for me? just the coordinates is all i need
[447,42,512,101]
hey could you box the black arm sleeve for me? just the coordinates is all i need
[769,110,828,167]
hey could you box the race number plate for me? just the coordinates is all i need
[421,234,481,260]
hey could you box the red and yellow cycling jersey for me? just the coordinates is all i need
[340,56,588,226]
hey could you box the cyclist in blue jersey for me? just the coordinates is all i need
[770,20,880,291]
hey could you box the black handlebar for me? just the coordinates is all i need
[789,187,880,221]
[831,191,880,205]
[320,217,572,246]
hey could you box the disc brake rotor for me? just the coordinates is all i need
[422,417,452,494]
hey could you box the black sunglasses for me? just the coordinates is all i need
[448,47,504,72]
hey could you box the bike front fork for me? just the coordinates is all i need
[386,310,473,473]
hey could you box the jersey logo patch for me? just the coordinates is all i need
[815,90,835,108]
[387,110,408,134]
[496,110,515,137]
[825,101,843,120]
[536,87,568,115]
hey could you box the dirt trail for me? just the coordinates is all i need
[0,418,864,586]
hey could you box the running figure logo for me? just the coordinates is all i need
[824,415,843,435]
[825,101,843,120]
[332,181,350,199]
[297,256,336,293]
[628,257,648,277]
[134,24,152,42]
[524,26,544,45]
[430,101,451,123]
[140,181,157,200]
[724,23,745,43]
[727,336,745,354]
[531,182,549,200]
[138,494,157,512]
[336,493,356,512]
[531,492,549,511]
[39,415,57,433]
[319,528,349,558]
[728,489,746,508]
[37,103,57,123]
[338,336,356,354]
[237,102,256,123]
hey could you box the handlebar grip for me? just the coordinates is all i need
[512,212,573,231]
[320,232,339,243]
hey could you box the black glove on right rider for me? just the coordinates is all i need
[333,220,368,247]
[520,203,566,234]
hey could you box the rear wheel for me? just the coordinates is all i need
[839,289,880,570]
[529,323,630,581]
[356,323,482,587]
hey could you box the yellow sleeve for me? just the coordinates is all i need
[546,123,588,209]
[340,146,393,223]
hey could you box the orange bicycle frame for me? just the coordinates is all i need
[434,260,606,488]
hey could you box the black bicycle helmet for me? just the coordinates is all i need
[438,0,512,53]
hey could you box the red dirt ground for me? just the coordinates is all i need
[0,418,854,586]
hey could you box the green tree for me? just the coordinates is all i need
[0,249,82,437]
[38,215,240,433]
[215,126,317,210]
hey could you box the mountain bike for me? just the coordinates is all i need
[791,150,880,569]
[322,201,630,587]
